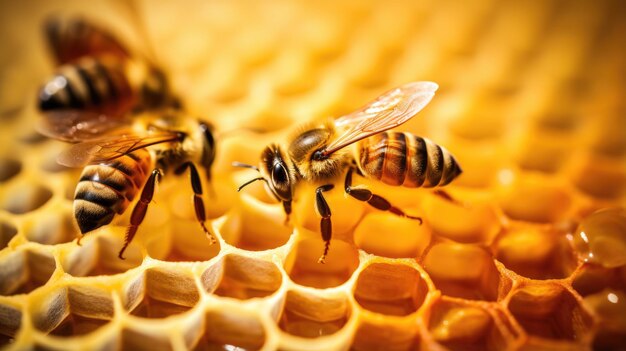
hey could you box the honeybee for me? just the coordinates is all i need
[236,82,462,263]
[36,16,216,258]
[38,15,177,116]
[38,109,217,259]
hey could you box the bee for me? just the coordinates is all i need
[36,16,215,258]
[38,109,217,259]
[235,82,462,263]
[37,15,177,117]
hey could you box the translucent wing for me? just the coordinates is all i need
[57,131,183,167]
[323,81,438,156]
[37,110,131,142]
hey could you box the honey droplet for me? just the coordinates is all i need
[572,208,626,268]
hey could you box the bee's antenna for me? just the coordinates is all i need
[237,177,267,192]
[232,162,259,172]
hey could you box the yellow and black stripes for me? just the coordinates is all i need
[74,149,151,234]
[38,57,133,114]
[358,132,462,188]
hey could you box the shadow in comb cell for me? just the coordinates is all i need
[0,248,56,296]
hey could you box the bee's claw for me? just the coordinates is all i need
[200,222,216,244]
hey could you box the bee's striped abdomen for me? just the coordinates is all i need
[38,57,133,114]
[74,149,151,234]
[358,132,462,188]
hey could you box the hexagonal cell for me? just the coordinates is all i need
[0,248,56,296]
[124,268,200,319]
[193,309,266,350]
[584,289,626,351]
[0,303,22,343]
[1,181,53,214]
[0,220,18,249]
[589,115,626,157]
[515,129,571,173]
[50,286,113,337]
[493,225,577,279]
[422,192,501,244]
[0,158,21,182]
[219,197,292,251]
[507,283,593,341]
[285,237,359,289]
[444,140,503,188]
[63,232,143,277]
[497,174,571,223]
[448,109,506,140]
[571,263,622,297]
[159,218,221,262]
[353,212,431,258]
[350,313,419,351]
[279,289,350,338]
[353,263,427,316]
[571,208,626,269]
[23,209,76,245]
[32,285,113,337]
[570,154,626,200]
[428,299,516,351]
[121,327,175,351]
[206,254,283,300]
[422,243,502,301]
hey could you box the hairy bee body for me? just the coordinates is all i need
[357,131,462,188]
[74,148,151,234]
[38,56,134,114]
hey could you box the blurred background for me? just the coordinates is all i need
[1,0,625,205]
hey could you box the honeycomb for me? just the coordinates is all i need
[1,0,625,350]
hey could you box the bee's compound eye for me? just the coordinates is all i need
[272,163,288,186]
[270,162,291,201]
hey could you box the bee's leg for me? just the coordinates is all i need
[315,184,334,264]
[175,162,216,244]
[344,168,422,224]
[283,200,292,225]
[119,169,162,259]
[432,189,465,207]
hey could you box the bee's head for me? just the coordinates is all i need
[198,121,216,171]
[233,144,293,202]
[260,144,293,202]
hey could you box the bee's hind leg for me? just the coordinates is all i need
[175,162,216,244]
[344,168,422,224]
[119,169,162,259]
[282,200,292,225]
[315,184,334,264]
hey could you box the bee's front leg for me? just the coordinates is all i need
[175,161,216,244]
[119,169,162,259]
[344,168,422,224]
[315,184,334,264]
